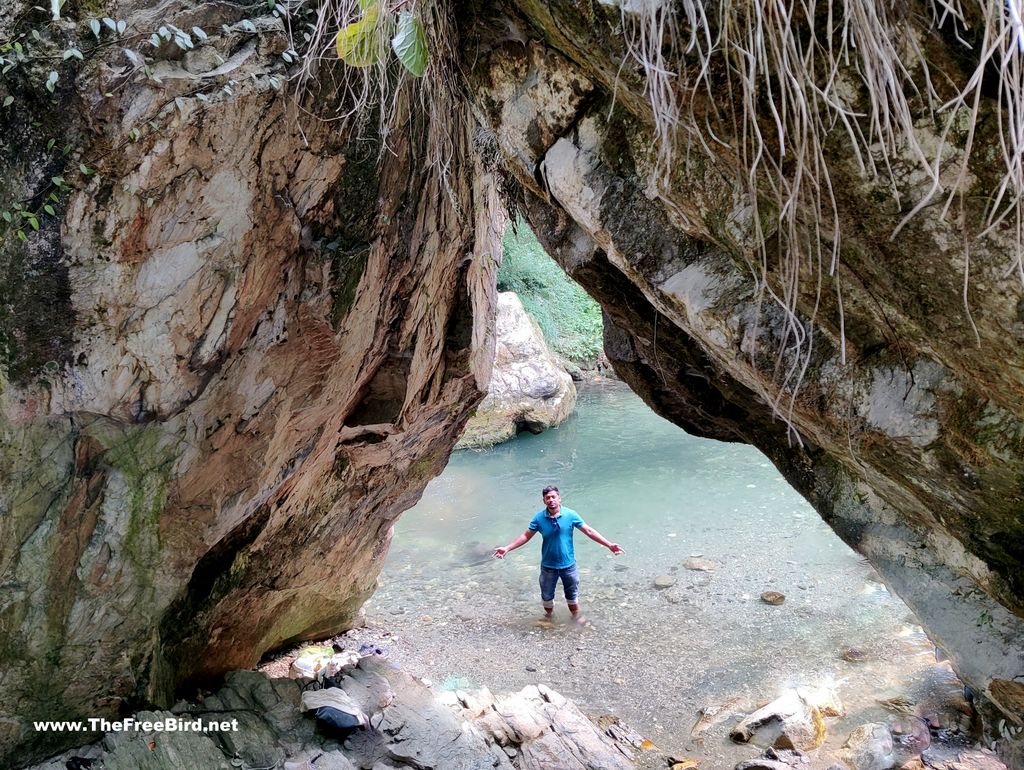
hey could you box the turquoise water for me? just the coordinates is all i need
[386,380,829,569]
[367,380,959,768]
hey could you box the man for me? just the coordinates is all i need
[493,486,624,623]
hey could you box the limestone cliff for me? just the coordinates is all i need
[0,0,501,762]
[465,0,1024,758]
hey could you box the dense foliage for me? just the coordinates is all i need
[497,221,603,367]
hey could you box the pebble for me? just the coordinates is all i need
[760,591,786,605]
[840,646,869,662]
[685,557,717,572]
[654,576,676,589]
[526,665,537,672]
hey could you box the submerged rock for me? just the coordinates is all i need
[685,557,717,571]
[761,591,786,606]
[841,722,895,770]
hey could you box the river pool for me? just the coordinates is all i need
[362,379,972,768]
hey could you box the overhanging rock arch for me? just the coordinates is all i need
[463,0,1024,757]
[0,0,1022,765]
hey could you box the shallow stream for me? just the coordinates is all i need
[363,380,974,768]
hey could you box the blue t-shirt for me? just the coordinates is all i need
[528,508,585,569]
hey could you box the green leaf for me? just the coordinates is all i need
[336,8,385,67]
[390,12,427,77]
[358,0,377,9]
[89,18,101,38]
[1,211,11,222]
[2,96,12,107]
[27,216,39,231]
[46,138,55,150]
[16,229,26,241]
[103,17,117,32]
[44,204,55,216]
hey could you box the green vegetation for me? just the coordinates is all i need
[335,0,428,77]
[497,221,603,367]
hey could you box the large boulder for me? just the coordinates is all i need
[457,291,576,448]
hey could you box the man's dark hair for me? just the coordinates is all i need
[542,485,559,495]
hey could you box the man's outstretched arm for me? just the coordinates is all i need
[494,530,536,558]
[580,524,624,554]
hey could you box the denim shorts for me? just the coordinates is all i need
[540,564,580,603]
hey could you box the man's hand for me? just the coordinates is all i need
[494,531,533,559]
[609,543,624,555]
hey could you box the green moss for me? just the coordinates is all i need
[330,246,369,328]
[88,421,180,601]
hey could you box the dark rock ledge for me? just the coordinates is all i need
[29,657,645,770]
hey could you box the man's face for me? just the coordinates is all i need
[543,489,560,514]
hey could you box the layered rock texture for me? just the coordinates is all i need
[463,0,1024,762]
[30,658,643,770]
[458,291,576,448]
[0,1,501,763]
[3,0,1024,766]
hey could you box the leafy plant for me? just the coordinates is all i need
[335,0,428,77]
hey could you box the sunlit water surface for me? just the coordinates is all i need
[365,381,965,768]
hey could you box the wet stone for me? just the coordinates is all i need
[841,722,894,770]
[654,576,676,589]
[685,557,717,571]
[840,646,870,662]
[761,591,786,605]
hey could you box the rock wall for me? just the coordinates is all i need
[464,0,1024,759]
[0,1,501,763]
[3,0,1024,766]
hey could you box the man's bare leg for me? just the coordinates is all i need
[568,601,585,624]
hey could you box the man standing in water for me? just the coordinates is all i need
[493,486,623,623]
